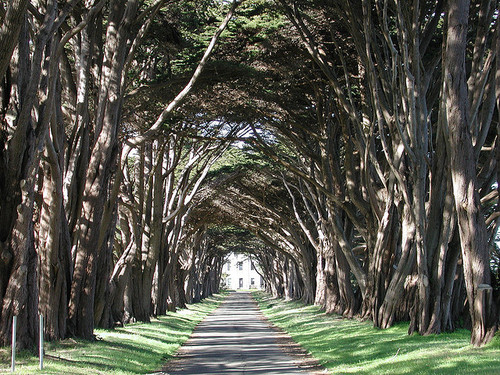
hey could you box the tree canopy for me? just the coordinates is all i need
[0,0,499,350]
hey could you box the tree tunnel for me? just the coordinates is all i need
[0,0,498,351]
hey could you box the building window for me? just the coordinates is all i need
[239,278,243,288]
[251,262,255,270]
[238,261,243,270]
[251,278,255,286]
[227,262,231,271]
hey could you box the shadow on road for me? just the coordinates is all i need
[160,292,311,374]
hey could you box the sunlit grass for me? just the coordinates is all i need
[0,293,227,374]
[253,291,500,375]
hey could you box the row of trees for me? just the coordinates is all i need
[0,0,499,351]
[0,0,240,348]
[186,0,500,347]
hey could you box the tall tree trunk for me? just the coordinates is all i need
[368,201,398,325]
[440,228,462,332]
[176,260,188,308]
[37,38,73,338]
[94,202,117,328]
[377,204,416,329]
[0,8,56,348]
[68,0,138,338]
[109,192,140,324]
[0,0,29,80]
[299,254,316,305]
[323,249,342,315]
[445,0,497,346]
[0,175,39,348]
[109,233,137,324]
[335,243,357,317]
[38,142,70,340]
[314,251,326,306]
[154,242,170,315]
[64,21,94,235]
[163,250,181,311]
[137,140,163,321]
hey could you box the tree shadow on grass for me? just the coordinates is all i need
[254,292,500,375]
[0,293,228,374]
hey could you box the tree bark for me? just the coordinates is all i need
[0,177,39,348]
[0,0,29,80]
[38,142,70,340]
[0,7,57,348]
[445,0,497,346]
[68,0,139,338]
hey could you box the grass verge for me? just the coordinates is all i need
[253,291,500,375]
[0,293,227,374]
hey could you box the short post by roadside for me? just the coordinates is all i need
[39,314,44,370]
[11,315,16,372]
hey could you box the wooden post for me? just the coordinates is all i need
[11,315,17,372]
[39,314,44,370]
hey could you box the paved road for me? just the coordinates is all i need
[161,292,310,374]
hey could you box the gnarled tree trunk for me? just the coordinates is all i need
[445,0,497,346]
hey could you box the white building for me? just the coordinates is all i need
[222,253,263,290]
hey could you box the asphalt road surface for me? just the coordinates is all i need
[161,292,311,374]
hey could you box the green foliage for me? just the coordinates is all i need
[207,144,273,177]
[0,294,227,374]
[253,292,500,375]
[206,225,265,255]
[129,0,236,89]
[164,0,238,74]
[231,0,286,43]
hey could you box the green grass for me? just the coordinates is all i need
[0,293,227,374]
[253,291,500,375]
